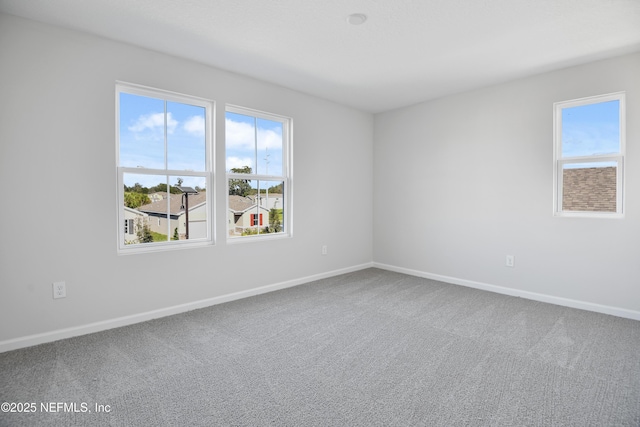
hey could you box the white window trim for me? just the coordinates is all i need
[553,91,625,218]
[116,82,215,254]
[225,104,293,243]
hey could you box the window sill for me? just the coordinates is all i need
[554,211,624,219]
[118,239,213,255]
[226,232,292,245]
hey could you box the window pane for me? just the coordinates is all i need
[562,163,617,212]
[119,93,166,169]
[118,84,214,251]
[228,179,284,237]
[226,112,256,172]
[123,173,170,245]
[170,176,208,240]
[254,180,284,234]
[561,100,620,157]
[256,118,283,176]
[167,101,206,172]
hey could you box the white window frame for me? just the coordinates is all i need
[116,82,215,253]
[553,92,625,218]
[225,104,293,242]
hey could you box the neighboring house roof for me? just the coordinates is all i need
[563,166,616,212]
[148,192,168,202]
[229,195,271,214]
[124,206,148,216]
[138,192,207,215]
[249,193,283,201]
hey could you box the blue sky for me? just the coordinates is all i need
[120,93,284,191]
[119,92,206,189]
[225,111,283,178]
[562,99,620,158]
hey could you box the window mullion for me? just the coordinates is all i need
[560,155,622,165]
[164,101,168,171]
[617,159,624,214]
[165,175,171,240]
[254,116,258,175]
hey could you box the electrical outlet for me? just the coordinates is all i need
[505,255,515,268]
[321,245,327,255]
[53,281,66,299]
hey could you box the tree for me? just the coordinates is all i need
[268,208,282,233]
[148,183,182,194]
[124,192,151,209]
[135,218,154,243]
[172,227,179,241]
[133,182,148,193]
[268,182,283,194]
[229,166,252,197]
[124,182,148,194]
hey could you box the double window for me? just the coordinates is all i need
[226,105,292,239]
[553,92,625,217]
[116,83,292,252]
[116,83,214,252]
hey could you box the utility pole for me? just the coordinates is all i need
[177,186,198,239]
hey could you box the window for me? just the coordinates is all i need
[553,92,625,217]
[250,213,263,226]
[124,219,134,235]
[116,83,214,252]
[226,105,292,239]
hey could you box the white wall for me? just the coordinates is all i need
[374,52,640,316]
[0,14,373,347]
[2,12,637,351]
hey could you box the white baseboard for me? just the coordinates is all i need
[373,262,640,321]
[0,262,374,353]
[5,261,635,353]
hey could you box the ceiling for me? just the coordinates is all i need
[1,0,639,113]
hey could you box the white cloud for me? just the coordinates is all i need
[184,115,205,136]
[128,112,177,134]
[257,128,282,151]
[226,118,282,152]
[226,156,253,171]
[225,118,254,149]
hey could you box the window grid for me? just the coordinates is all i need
[116,82,214,253]
[225,105,292,240]
[553,92,625,218]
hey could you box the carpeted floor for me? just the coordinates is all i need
[1,268,639,426]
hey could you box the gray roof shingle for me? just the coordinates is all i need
[138,192,207,215]
[563,166,616,212]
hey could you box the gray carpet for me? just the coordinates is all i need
[1,268,639,426]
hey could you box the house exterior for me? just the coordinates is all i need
[180,200,207,239]
[228,195,272,236]
[137,192,208,240]
[123,207,149,244]
[248,193,284,211]
[147,192,168,203]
